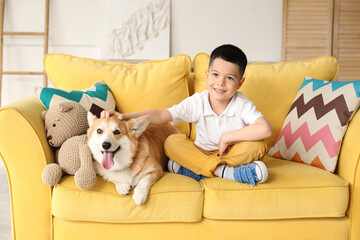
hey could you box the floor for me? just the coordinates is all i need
[0,160,11,240]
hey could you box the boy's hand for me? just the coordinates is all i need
[218,133,234,156]
[101,110,126,120]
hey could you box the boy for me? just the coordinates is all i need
[103,44,272,185]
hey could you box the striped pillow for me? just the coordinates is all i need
[35,80,116,117]
[268,77,360,172]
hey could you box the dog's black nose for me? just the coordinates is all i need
[102,142,111,150]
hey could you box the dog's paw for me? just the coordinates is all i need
[115,183,131,195]
[133,186,149,205]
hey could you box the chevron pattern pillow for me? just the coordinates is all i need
[268,77,360,172]
[35,80,116,117]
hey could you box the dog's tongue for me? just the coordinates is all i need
[102,152,114,170]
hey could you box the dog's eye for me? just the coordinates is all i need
[114,130,121,135]
[52,123,56,127]
[97,129,103,134]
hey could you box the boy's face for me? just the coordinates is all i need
[206,58,245,106]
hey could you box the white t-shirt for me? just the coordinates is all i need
[167,90,264,151]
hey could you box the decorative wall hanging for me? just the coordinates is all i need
[103,0,170,60]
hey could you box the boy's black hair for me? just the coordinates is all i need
[209,44,248,77]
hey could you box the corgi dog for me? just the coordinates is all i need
[87,113,178,205]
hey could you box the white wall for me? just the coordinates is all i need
[171,0,283,62]
[1,0,282,106]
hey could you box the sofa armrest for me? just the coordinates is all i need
[337,109,360,240]
[0,96,54,240]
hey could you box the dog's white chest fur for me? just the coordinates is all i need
[94,162,134,194]
[94,162,152,205]
[94,163,131,184]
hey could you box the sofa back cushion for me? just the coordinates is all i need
[193,53,339,147]
[43,54,192,136]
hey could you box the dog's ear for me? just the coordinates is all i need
[128,115,150,138]
[87,111,98,127]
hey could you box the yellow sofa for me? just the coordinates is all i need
[0,53,359,240]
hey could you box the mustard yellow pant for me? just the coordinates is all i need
[164,134,268,178]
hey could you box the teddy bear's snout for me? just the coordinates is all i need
[47,135,55,146]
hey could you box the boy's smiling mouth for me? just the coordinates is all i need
[213,88,226,93]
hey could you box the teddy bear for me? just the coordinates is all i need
[41,100,97,189]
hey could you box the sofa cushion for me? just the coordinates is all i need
[51,172,203,223]
[201,157,348,220]
[268,77,360,172]
[34,80,116,117]
[43,53,191,136]
[192,53,339,147]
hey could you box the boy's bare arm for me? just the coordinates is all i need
[102,109,172,124]
[218,117,272,156]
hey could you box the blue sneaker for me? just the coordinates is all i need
[234,161,268,186]
[177,166,203,181]
[168,159,203,181]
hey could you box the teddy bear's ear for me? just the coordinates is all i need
[58,101,75,112]
[87,111,98,127]
[41,110,47,120]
